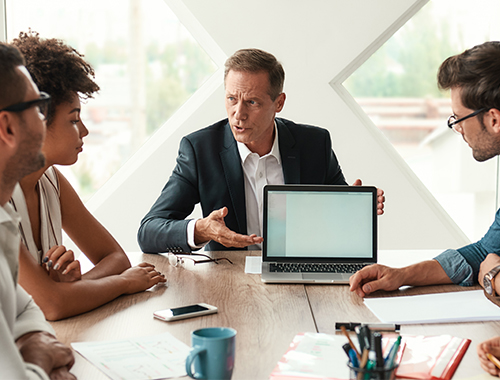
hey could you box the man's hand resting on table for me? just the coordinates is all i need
[349,260,453,297]
[16,331,75,377]
[195,207,263,248]
[349,264,406,297]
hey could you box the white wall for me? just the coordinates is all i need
[0,0,6,41]
[3,0,471,251]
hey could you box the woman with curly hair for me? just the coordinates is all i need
[10,31,166,321]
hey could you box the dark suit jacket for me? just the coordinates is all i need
[137,118,347,252]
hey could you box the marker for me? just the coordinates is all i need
[349,348,359,368]
[372,332,384,368]
[336,322,401,332]
[355,325,366,353]
[360,325,372,351]
[366,351,375,371]
[342,342,352,358]
[365,351,376,377]
[487,353,500,370]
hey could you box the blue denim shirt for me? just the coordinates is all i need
[434,208,500,286]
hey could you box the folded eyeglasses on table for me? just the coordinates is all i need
[165,252,233,267]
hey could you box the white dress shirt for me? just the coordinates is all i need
[188,123,284,250]
[0,202,54,380]
[237,125,284,249]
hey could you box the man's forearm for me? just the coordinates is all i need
[400,259,453,287]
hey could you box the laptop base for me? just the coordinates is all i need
[261,262,353,284]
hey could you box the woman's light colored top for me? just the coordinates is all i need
[10,166,62,263]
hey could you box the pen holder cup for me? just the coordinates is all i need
[347,362,398,380]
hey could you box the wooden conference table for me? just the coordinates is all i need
[51,250,500,379]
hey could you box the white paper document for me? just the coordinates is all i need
[245,256,262,274]
[72,332,190,380]
[364,289,500,324]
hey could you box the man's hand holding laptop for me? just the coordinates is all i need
[352,179,385,216]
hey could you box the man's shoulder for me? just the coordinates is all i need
[277,118,329,137]
[185,119,229,142]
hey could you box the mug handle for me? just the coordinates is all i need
[186,346,206,379]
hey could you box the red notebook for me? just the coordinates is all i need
[269,333,469,380]
[397,335,470,380]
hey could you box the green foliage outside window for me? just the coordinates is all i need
[344,3,475,98]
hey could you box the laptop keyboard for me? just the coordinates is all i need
[269,262,368,273]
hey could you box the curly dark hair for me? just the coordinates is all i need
[12,31,100,125]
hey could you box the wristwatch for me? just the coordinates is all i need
[483,265,500,296]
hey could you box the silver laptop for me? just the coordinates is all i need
[261,185,377,284]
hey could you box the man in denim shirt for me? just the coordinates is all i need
[350,41,500,299]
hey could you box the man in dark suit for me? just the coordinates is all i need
[138,48,384,253]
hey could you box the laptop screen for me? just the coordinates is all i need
[263,185,377,262]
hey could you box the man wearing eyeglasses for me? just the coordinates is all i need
[0,43,76,380]
[350,42,500,302]
[138,48,385,254]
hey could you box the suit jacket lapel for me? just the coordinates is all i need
[220,122,247,234]
[277,119,300,184]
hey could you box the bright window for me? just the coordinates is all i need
[344,0,500,242]
[6,0,217,201]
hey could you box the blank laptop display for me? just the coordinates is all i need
[261,185,377,284]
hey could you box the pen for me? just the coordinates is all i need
[357,349,369,380]
[359,348,369,369]
[384,336,401,369]
[340,325,360,359]
[336,322,401,332]
[487,353,500,370]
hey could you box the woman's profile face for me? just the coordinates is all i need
[43,92,88,166]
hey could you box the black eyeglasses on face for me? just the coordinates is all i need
[0,92,51,117]
[447,108,486,133]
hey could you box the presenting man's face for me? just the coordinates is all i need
[225,70,285,156]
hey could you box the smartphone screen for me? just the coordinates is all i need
[171,304,209,316]
[154,303,218,321]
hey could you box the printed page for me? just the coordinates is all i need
[72,332,190,380]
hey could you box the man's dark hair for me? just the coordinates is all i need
[0,43,26,110]
[12,31,100,126]
[224,48,285,101]
[438,41,500,112]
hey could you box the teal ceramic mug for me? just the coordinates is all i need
[185,327,236,380]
